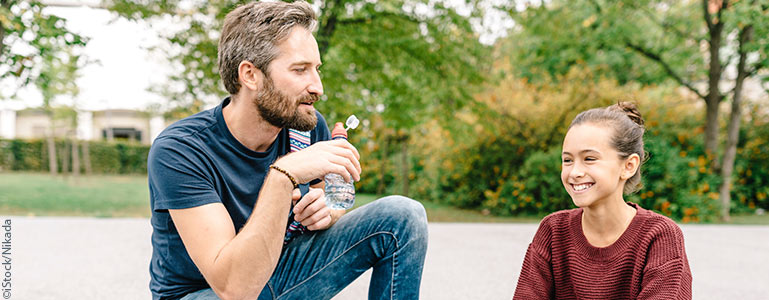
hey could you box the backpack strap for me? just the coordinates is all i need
[284,129,312,244]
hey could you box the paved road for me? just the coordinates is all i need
[3,216,768,299]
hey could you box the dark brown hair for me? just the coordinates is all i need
[568,101,646,194]
[218,1,317,95]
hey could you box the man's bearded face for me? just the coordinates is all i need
[254,74,318,131]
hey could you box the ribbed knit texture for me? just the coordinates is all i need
[513,202,692,299]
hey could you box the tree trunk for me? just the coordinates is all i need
[61,139,70,174]
[702,0,726,160]
[717,25,752,222]
[46,135,57,175]
[72,137,80,177]
[377,138,390,196]
[82,140,92,175]
[703,94,721,160]
[46,117,58,175]
[400,135,409,197]
[316,0,340,58]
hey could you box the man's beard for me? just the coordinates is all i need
[253,75,318,131]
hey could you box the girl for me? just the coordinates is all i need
[513,102,692,299]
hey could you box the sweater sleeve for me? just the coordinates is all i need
[513,218,555,299]
[637,220,693,299]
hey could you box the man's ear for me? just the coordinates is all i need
[237,60,264,91]
[621,153,641,180]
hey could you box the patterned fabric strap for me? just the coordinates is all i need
[284,129,311,244]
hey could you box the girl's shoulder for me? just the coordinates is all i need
[634,204,685,237]
[631,204,690,266]
[540,207,582,227]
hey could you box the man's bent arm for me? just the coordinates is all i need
[170,170,294,300]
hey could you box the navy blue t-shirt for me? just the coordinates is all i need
[147,97,330,299]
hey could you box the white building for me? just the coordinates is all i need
[0,108,169,145]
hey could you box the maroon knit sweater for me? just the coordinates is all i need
[513,202,692,299]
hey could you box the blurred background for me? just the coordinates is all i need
[1,0,768,225]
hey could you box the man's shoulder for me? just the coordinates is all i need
[155,107,219,145]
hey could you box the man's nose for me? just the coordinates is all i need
[307,69,323,96]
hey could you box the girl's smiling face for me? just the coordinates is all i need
[561,123,636,208]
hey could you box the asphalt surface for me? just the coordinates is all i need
[3,216,768,299]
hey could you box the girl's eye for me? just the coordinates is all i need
[585,157,597,161]
[562,158,572,163]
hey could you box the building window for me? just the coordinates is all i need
[103,127,142,142]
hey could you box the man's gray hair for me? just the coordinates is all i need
[218,1,317,95]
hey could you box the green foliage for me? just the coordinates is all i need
[105,0,492,196]
[483,146,568,216]
[628,132,721,223]
[505,0,769,88]
[105,0,491,132]
[497,0,769,220]
[732,105,769,211]
[0,139,149,174]
[1,139,44,171]
[399,64,766,222]
[0,0,87,100]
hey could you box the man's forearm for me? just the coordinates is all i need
[207,171,293,299]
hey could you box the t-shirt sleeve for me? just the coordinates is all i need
[148,137,220,211]
[637,221,693,299]
[513,218,555,299]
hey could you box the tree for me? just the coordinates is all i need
[38,47,82,175]
[1,0,87,174]
[1,0,86,97]
[105,0,492,196]
[505,0,769,220]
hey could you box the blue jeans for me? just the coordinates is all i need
[180,196,428,300]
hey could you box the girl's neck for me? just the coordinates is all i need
[581,196,637,248]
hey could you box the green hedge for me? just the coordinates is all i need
[0,139,150,174]
[401,103,769,222]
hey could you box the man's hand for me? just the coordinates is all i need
[292,188,341,231]
[274,139,361,184]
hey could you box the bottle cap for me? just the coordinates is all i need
[331,122,347,139]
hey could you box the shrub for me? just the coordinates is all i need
[0,139,149,174]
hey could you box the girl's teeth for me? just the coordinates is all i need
[574,183,592,191]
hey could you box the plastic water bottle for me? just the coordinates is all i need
[324,116,358,209]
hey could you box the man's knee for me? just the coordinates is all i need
[370,195,428,244]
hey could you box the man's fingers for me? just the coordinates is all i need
[327,156,358,183]
[297,194,327,221]
[333,139,361,160]
[291,188,301,204]
[302,206,332,229]
[323,140,361,179]
[292,188,324,217]
[292,192,314,215]
[306,214,332,231]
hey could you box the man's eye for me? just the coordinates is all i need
[294,68,306,72]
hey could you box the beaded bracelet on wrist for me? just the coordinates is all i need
[269,165,298,188]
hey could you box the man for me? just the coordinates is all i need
[147,2,428,299]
